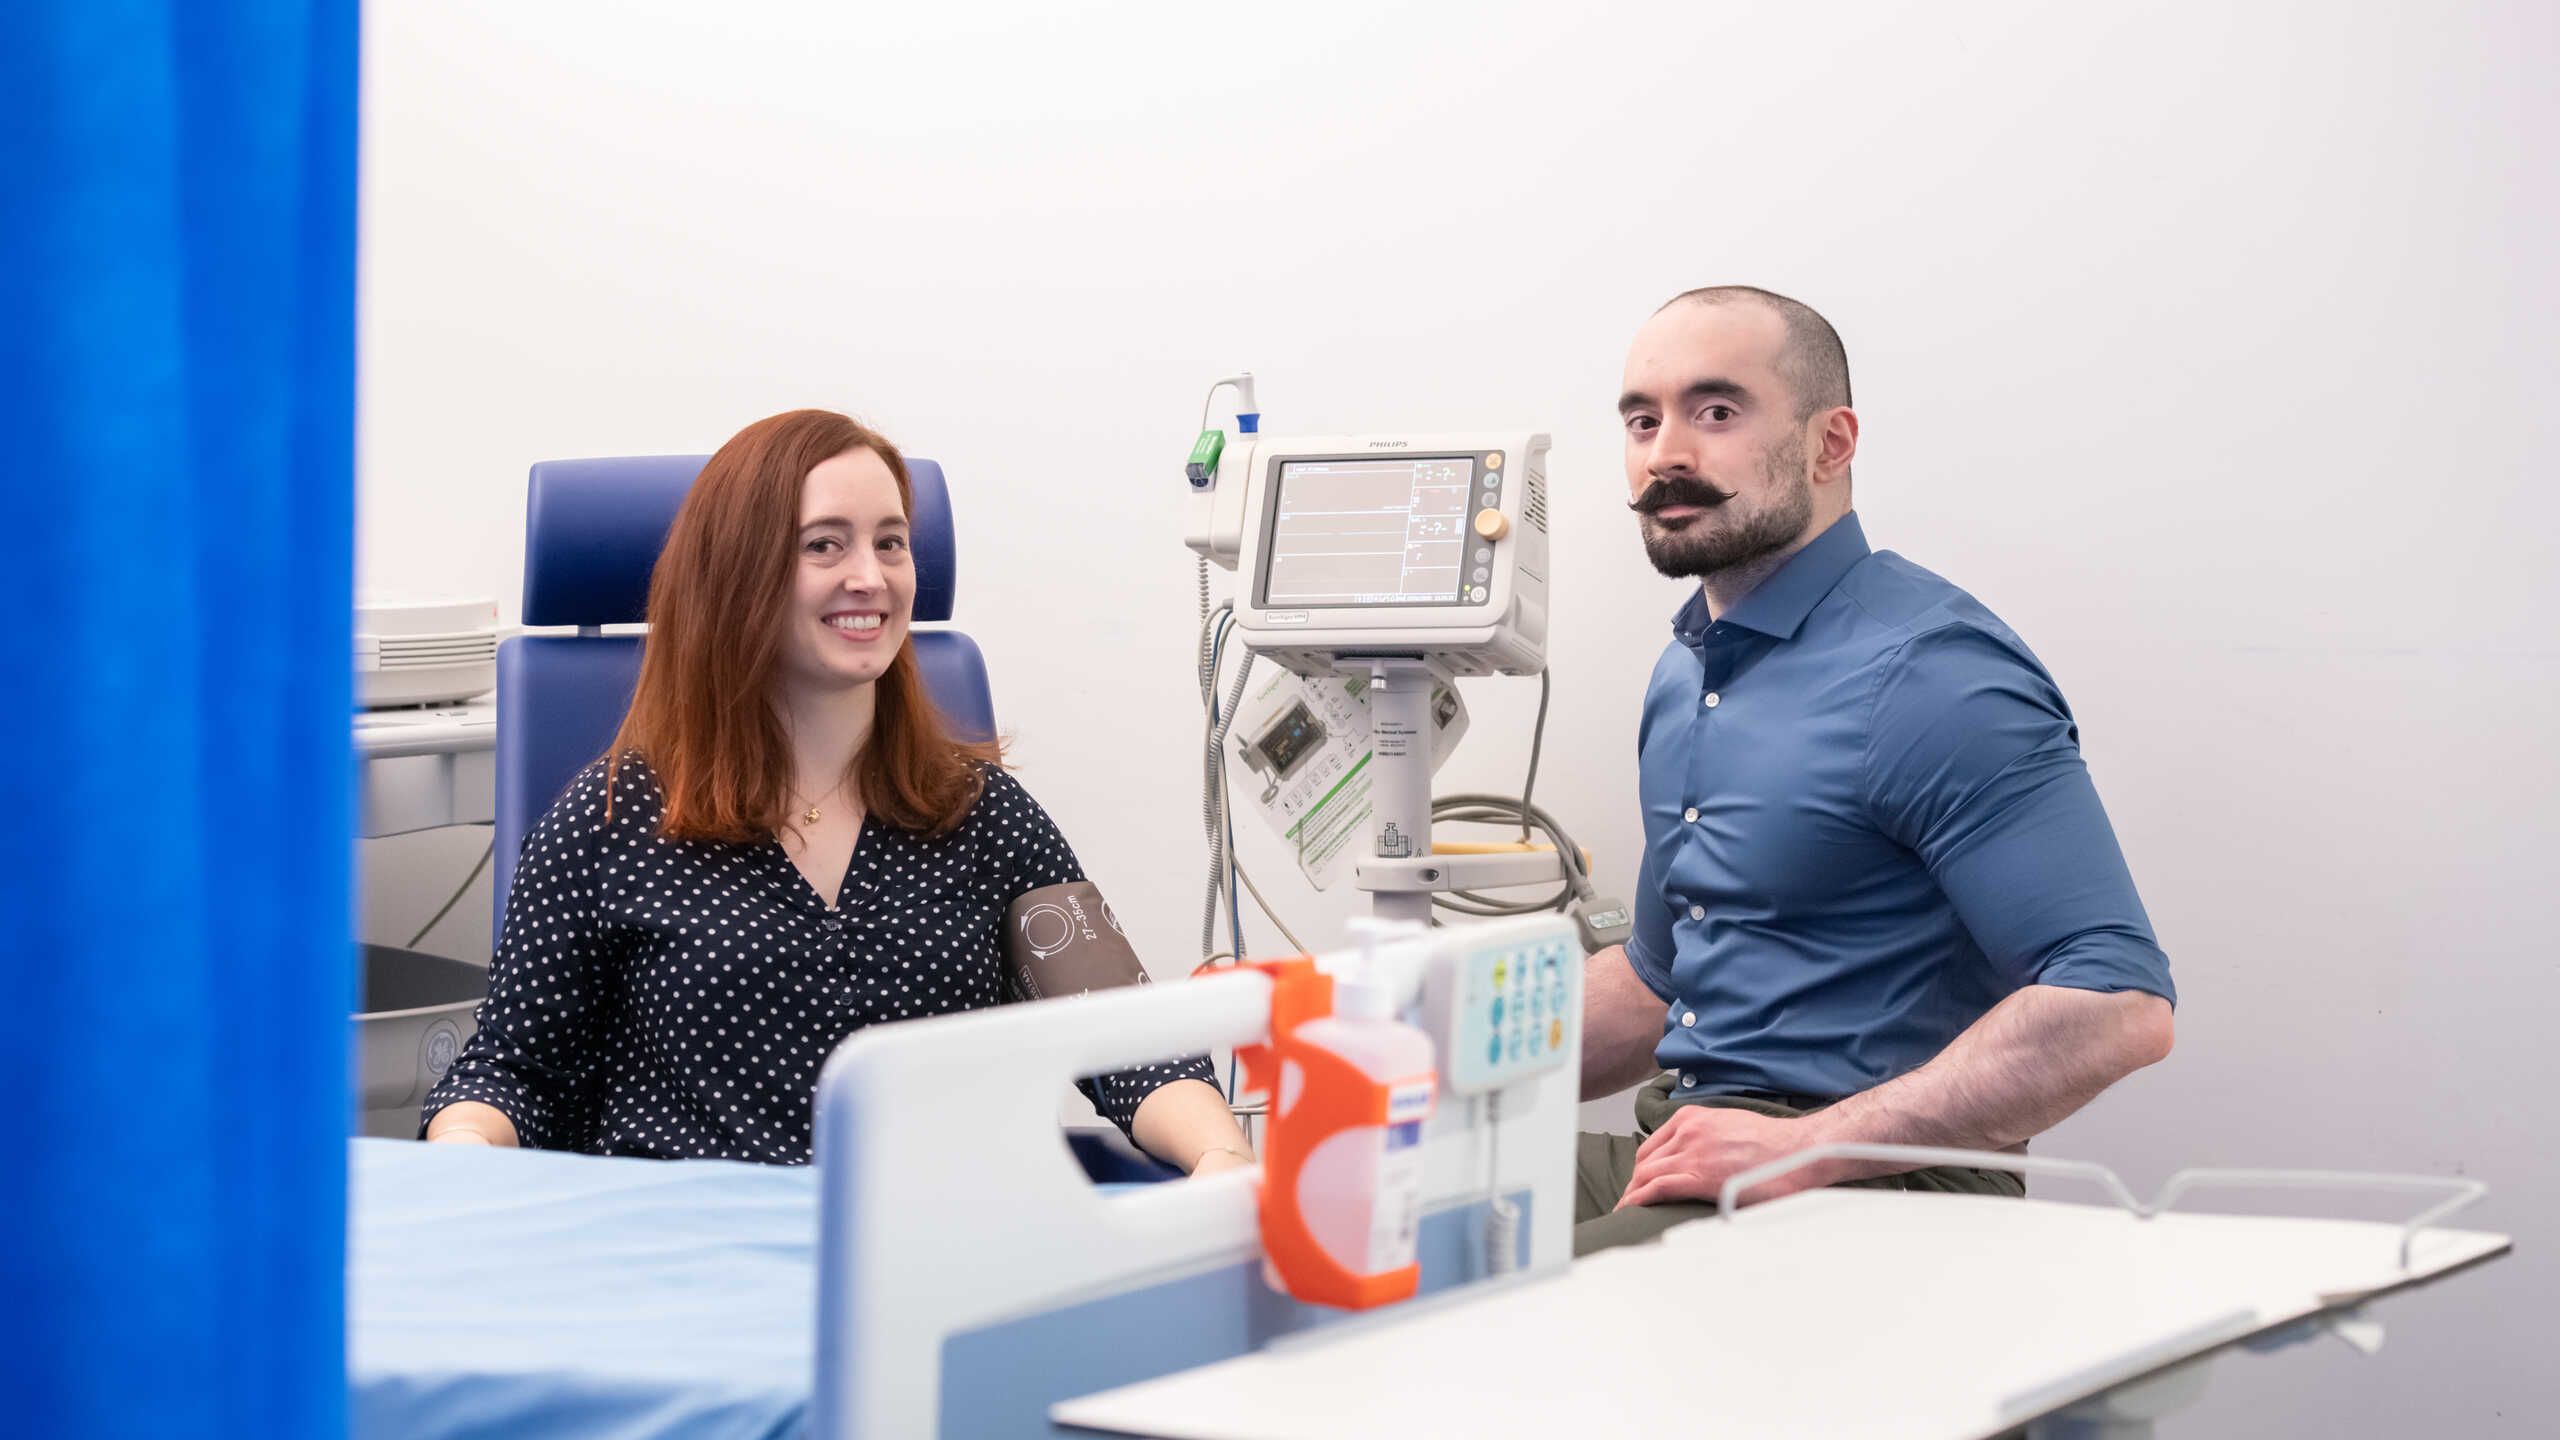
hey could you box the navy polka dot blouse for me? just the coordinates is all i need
[422,755,1214,1163]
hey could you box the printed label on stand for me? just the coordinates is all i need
[1371,714,1420,761]
[1227,669,1469,890]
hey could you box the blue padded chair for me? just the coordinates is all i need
[493,453,1175,1183]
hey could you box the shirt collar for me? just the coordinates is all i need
[1670,510,1871,645]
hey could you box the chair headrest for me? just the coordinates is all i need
[520,454,959,627]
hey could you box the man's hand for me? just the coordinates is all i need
[1616,1105,1836,1212]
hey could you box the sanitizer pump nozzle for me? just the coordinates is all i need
[1336,916,1425,1000]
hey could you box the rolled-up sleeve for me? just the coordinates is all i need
[981,770,1218,1135]
[420,765,621,1147]
[1861,625,2174,1005]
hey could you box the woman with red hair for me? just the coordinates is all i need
[422,410,1253,1177]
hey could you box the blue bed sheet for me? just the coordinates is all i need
[348,1137,820,1440]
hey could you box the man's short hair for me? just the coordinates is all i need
[1658,285,1852,419]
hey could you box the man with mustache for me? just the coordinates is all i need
[1572,287,2177,1254]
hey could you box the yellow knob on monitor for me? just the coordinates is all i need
[1473,509,1511,541]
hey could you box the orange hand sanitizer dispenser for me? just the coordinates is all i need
[1236,932,1439,1311]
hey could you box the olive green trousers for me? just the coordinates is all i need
[1573,1072,2026,1257]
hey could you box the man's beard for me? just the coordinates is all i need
[1633,433,1814,581]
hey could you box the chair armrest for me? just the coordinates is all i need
[1063,1124,1183,1185]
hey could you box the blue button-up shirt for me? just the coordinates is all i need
[1629,512,2173,1101]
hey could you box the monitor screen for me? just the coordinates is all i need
[1257,455,1483,608]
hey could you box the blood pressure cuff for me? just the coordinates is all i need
[1005,881,1150,1002]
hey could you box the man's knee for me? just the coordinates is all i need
[1572,1199,1718,1257]
[1573,1129,1644,1226]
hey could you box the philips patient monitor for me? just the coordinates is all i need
[1188,432,1551,678]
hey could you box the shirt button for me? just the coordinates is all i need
[1702,692,1722,709]
[820,915,844,933]
[1688,904,1705,921]
[1681,1011,1697,1027]
[1682,807,1700,823]
[1679,1072,1696,1088]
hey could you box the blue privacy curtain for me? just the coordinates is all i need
[0,2,357,1437]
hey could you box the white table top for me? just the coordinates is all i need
[1052,1187,2508,1440]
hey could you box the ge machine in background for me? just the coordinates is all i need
[356,594,503,708]
[352,593,506,1131]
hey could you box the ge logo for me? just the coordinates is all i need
[423,1020,462,1078]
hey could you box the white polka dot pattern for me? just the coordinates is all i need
[421,755,1213,1163]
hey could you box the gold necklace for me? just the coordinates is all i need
[790,779,840,828]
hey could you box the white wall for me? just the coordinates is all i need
[359,2,2557,1431]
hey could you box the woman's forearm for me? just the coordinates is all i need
[1129,1078,1253,1173]
[425,1100,521,1147]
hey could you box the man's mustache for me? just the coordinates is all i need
[1629,475,1737,516]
